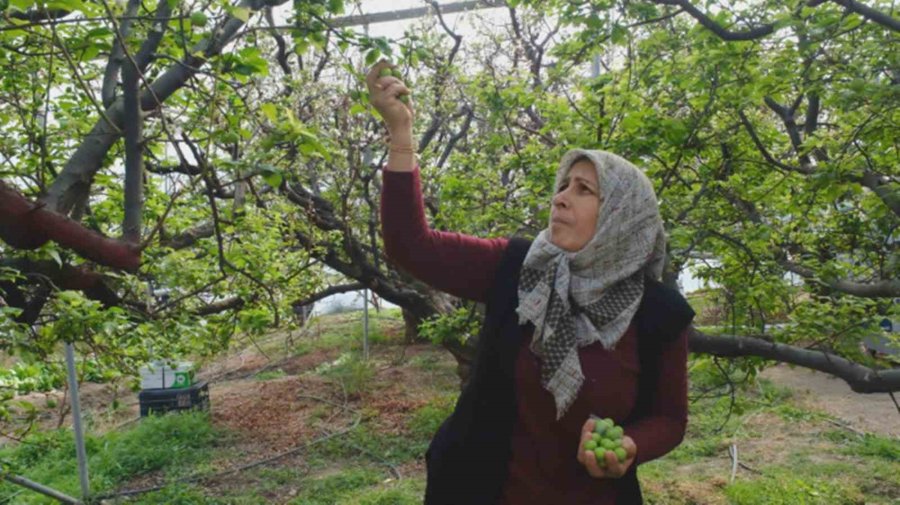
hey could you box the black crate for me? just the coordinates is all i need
[139,380,210,417]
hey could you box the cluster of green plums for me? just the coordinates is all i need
[378,67,410,103]
[584,417,627,467]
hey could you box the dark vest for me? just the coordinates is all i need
[424,237,695,505]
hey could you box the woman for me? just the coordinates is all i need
[367,61,694,505]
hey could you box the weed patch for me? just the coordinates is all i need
[0,412,217,503]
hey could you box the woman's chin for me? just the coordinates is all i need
[549,235,576,252]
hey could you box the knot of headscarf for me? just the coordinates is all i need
[515,149,666,420]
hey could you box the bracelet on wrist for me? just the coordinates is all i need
[389,145,416,154]
[385,134,417,153]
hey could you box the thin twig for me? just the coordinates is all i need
[739,462,762,474]
[889,391,900,416]
[825,418,867,437]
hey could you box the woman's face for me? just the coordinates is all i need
[550,159,601,252]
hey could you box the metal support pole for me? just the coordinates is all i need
[331,0,504,28]
[363,289,370,360]
[64,342,90,500]
[2,474,81,504]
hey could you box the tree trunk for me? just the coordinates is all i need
[401,307,422,343]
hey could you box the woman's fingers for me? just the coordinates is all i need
[576,418,595,464]
[605,450,624,476]
[577,430,593,464]
[364,60,414,130]
[582,417,595,434]
[583,449,607,478]
[370,79,410,110]
[380,81,411,99]
[365,59,392,92]
[603,438,637,478]
[622,435,637,461]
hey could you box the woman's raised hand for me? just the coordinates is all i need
[576,417,637,479]
[365,60,414,135]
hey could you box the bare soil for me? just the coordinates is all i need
[3,323,896,504]
[760,363,899,438]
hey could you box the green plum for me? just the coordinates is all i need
[190,12,208,27]
[593,448,607,467]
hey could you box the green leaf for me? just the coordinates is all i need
[48,249,62,267]
[327,0,343,15]
[365,49,380,66]
[262,171,283,188]
[260,103,278,122]
[611,24,627,44]
[231,7,250,22]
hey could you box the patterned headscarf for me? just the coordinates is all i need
[515,149,667,420]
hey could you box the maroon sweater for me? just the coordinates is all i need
[381,167,688,504]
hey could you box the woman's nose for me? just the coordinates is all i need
[553,190,570,209]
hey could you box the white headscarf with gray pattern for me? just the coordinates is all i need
[515,149,667,420]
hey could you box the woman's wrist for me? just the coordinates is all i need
[386,128,417,172]
[388,127,414,145]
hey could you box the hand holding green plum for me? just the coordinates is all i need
[576,417,637,478]
[365,60,414,134]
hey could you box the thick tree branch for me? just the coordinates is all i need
[690,328,900,393]
[153,177,276,250]
[8,8,70,22]
[764,96,814,169]
[291,283,364,309]
[652,0,775,40]
[1,259,126,311]
[738,110,811,174]
[102,0,141,107]
[283,179,438,320]
[146,162,203,176]
[121,41,143,243]
[808,0,900,32]
[0,181,140,271]
[193,296,245,315]
[777,257,900,297]
[859,172,900,219]
[133,0,172,72]
[41,0,290,215]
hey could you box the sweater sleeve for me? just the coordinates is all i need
[380,166,509,304]
[623,327,689,466]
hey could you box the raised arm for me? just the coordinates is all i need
[367,60,507,303]
[381,167,507,303]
